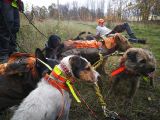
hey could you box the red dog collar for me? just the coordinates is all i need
[44,74,69,95]
[111,66,126,77]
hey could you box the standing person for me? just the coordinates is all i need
[96,18,146,44]
[0,0,23,63]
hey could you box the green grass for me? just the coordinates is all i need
[14,19,160,120]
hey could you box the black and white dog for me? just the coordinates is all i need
[11,55,100,120]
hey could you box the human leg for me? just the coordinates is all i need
[110,23,146,44]
[9,8,20,54]
[0,2,13,62]
[110,22,136,38]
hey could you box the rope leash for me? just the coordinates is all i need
[66,80,81,103]
[92,51,121,69]
[73,85,98,120]
[94,82,120,120]
[22,12,48,39]
[92,51,122,120]
[36,58,52,71]
[93,52,104,69]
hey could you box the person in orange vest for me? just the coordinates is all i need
[0,0,23,63]
[96,18,146,44]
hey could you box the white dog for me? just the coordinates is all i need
[11,55,100,120]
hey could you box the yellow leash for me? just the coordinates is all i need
[66,80,81,103]
[92,52,120,118]
[94,82,110,117]
[92,53,104,69]
[53,65,81,103]
[37,58,52,71]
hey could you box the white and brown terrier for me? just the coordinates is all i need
[11,55,100,120]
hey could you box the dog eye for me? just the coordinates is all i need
[139,59,146,63]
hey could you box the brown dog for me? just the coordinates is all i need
[108,48,156,104]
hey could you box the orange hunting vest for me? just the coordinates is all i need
[64,37,116,49]
[103,36,116,49]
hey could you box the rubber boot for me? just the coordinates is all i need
[128,38,146,44]
[137,39,146,44]
[128,38,138,43]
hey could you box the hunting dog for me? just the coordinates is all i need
[73,31,95,40]
[61,33,131,64]
[11,55,100,120]
[42,33,131,81]
[108,48,156,104]
[0,48,58,112]
[42,34,62,59]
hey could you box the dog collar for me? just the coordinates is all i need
[111,65,126,76]
[111,65,139,76]
[45,65,81,103]
[44,74,69,95]
[111,57,137,76]
[60,63,72,78]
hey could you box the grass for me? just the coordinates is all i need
[9,17,160,120]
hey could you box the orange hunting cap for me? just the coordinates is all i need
[97,18,105,23]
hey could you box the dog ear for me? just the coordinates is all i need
[35,48,48,69]
[69,56,82,68]
[35,48,47,63]
[69,55,87,78]
[35,48,51,76]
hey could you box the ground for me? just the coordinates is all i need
[3,17,160,120]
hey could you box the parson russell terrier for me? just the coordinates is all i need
[11,55,100,120]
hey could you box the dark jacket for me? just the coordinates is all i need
[3,0,24,11]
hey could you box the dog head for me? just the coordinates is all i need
[60,55,100,83]
[123,48,156,75]
[47,34,61,49]
[115,34,131,52]
[74,31,95,40]
[35,48,59,77]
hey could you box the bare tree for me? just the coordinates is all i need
[39,6,48,19]
[90,0,96,21]
[48,3,58,18]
